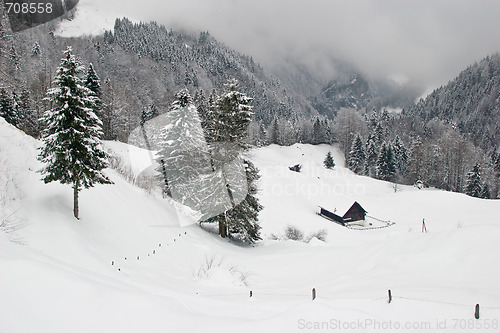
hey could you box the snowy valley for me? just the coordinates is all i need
[1,117,500,332]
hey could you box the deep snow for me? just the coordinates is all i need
[1,117,499,332]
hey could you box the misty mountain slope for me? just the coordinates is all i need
[273,59,422,119]
[4,16,318,141]
[406,54,500,151]
[2,118,500,332]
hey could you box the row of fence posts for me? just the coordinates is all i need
[247,288,481,319]
[110,231,187,272]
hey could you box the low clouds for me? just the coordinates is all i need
[80,0,500,90]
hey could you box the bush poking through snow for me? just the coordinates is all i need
[192,254,224,280]
[192,254,253,287]
[305,229,328,242]
[285,225,304,241]
[270,226,328,243]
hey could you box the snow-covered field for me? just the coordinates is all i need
[1,117,499,332]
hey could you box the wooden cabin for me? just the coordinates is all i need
[318,201,367,227]
[342,201,367,225]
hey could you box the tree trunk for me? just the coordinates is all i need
[219,214,227,238]
[73,181,80,219]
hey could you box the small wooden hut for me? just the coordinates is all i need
[318,201,367,227]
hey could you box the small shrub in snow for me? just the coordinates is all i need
[306,229,328,242]
[270,226,328,243]
[285,225,304,241]
[192,254,224,279]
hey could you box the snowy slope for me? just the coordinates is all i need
[1,118,500,333]
[55,0,128,37]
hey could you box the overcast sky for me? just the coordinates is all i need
[74,0,500,91]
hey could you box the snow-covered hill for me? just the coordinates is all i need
[1,118,499,332]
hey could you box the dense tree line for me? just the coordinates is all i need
[343,105,498,199]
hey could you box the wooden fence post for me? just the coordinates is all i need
[388,290,392,303]
[475,304,480,319]
[312,288,316,300]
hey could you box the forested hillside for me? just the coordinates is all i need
[338,55,500,199]
[0,17,324,144]
[406,54,500,152]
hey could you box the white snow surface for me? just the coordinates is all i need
[1,118,499,332]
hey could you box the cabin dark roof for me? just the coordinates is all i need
[342,201,367,222]
[319,207,345,225]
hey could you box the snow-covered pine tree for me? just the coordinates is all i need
[201,79,262,241]
[364,134,378,177]
[408,136,424,184]
[38,47,112,219]
[17,87,36,135]
[224,160,262,243]
[139,102,158,127]
[465,163,483,198]
[392,135,408,177]
[213,79,253,147]
[480,183,491,199]
[376,142,396,181]
[348,134,365,174]
[10,91,20,127]
[155,88,211,198]
[313,117,326,144]
[31,41,41,57]
[0,88,17,126]
[269,118,280,145]
[324,151,335,169]
[85,63,103,123]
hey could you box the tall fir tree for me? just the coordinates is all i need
[364,134,378,177]
[38,47,112,219]
[203,80,262,241]
[465,163,483,198]
[392,135,408,177]
[155,88,211,198]
[376,142,396,181]
[213,79,253,147]
[269,118,280,145]
[222,160,262,243]
[408,136,424,183]
[85,63,103,125]
[348,134,365,174]
[0,88,16,126]
[323,151,335,169]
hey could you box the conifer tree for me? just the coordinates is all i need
[31,41,41,57]
[376,142,396,181]
[223,160,262,243]
[85,63,103,123]
[10,91,20,127]
[364,134,378,177]
[38,47,112,219]
[156,88,210,197]
[269,118,280,145]
[392,135,408,176]
[348,134,365,174]
[201,80,262,241]
[324,151,335,169]
[408,137,424,183]
[480,183,491,199]
[465,163,483,198]
[0,88,15,125]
